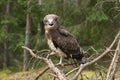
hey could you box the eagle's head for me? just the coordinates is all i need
[43,14,59,29]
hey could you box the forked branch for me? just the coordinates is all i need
[22,31,120,80]
[70,31,120,80]
[22,46,67,80]
[106,39,120,80]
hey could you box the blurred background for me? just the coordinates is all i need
[0,0,120,79]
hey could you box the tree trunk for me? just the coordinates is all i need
[23,0,31,71]
[3,41,11,68]
[3,0,12,68]
[38,0,42,5]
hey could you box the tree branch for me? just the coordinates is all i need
[34,62,77,80]
[34,66,49,80]
[22,31,120,80]
[22,46,67,80]
[106,39,120,80]
[65,67,79,77]
[70,31,120,80]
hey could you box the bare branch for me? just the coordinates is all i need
[22,31,120,80]
[70,31,120,80]
[22,46,45,60]
[35,62,77,80]
[47,59,67,80]
[49,72,57,78]
[83,74,89,80]
[106,39,120,80]
[91,46,100,54]
[65,67,79,77]
[22,46,67,80]
[34,66,49,80]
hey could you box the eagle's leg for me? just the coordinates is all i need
[57,56,64,66]
[59,56,62,64]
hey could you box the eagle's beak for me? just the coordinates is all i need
[48,19,54,26]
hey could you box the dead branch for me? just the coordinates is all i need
[22,31,120,80]
[65,67,79,77]
[34,63,76,80]
[94,63,105,80]
[83,74,89,80]
[49,72,57,78]
[35,66,49,80]
[70,31,120,80]
[91,46,99,54]
[106,39,120,80]
[87,46,100,61]
[22,46,67,80]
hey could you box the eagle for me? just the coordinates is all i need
[43,14,84,65]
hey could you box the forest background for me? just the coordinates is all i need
[0,0,120,80]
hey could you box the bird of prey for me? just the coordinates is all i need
[43,14,84,65]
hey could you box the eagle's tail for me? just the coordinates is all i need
[76,48,86,65]
[76,57,86,65]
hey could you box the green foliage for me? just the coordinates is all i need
[86,8,109,22]
[0,0,119,71]
[68,0,119,47]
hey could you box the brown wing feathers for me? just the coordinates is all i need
[51,27,83,60]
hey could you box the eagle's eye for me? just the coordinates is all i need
[54,17,58,21]
[44,20,48,23]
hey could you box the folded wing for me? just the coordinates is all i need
[51,27,83,60]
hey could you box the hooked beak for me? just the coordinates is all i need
[48,19,54,26]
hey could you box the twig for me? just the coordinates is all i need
[34,66,49,80]
[37,49,50,53]
[91,46,99,54]
[52,77,56,80]
[84,47,93,54]
[95,63,104,80]
[49,72,57,78]
[35,62,77,80]
[22,46,45,60]
[106,39,120,80]
[70,31,120,80]
[83,74,89,80]
[87,47,100,62]
[22,46,67,80]
[65,67,79,77]
[80,73,83,80]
